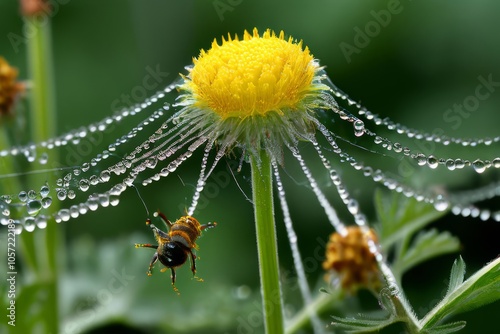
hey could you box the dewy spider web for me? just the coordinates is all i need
[0,58,499,331]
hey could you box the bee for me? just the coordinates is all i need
[134,211,217,294]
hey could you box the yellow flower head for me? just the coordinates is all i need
[0,57,24,117]
[323,226,381,292]
[182,28,319,119]
[176,28,330,162]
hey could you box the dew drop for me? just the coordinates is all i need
[353,120,365,137]
[472,159,486,173]
[40,184,50,197]
[13,222,23,234]
[492,158,500,168]
[79,179,90,192]
[23,217,36,232]
[82,163,90,172]
[416,153,429,166]
[445,159,456,171]
[57,189,67,201]
[27,200,43,215]
[100,170,111,182]
[493,211,500,222]
[460,207,471,217]
[42,196,52,208]
[1,195,12,204]
[109,195,120,206]
[347,199,359,215]
[18,191,28,202]
[427,155,439,169]
[59,209,71,222]
[69,205,80,218]
[67,190,76,200]
[454,159,465,169]
[39,152,49,165]
[87,195,99,211]
[28,189,37,199]
[146,157,158,169]
[36,215,47,229]
[89,175,99,186]
[353,119,365,130]
[479,210,491,221]
[79,203,88,215]
[99,193,110,207]
[2,208,10,216]
[433,195,449,212]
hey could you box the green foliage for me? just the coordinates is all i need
[421,256,500,330]
[327,191,500,334]
[375,189,446,250]
[329,314,397,333]
[392,229,460,279]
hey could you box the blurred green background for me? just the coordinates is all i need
[1,0,499,333]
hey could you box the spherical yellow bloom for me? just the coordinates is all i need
[176,28,330,162]
[323,226,381,291]
[0,57,24,117]
[181,28,323,119]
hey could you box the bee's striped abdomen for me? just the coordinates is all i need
[170,216,202,249]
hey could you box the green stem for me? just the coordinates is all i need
[286,290,342,334]
[24,12,59,334]
[250,150,284,334]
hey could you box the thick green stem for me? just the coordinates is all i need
[250,150,284,334]
[24,12,59,334]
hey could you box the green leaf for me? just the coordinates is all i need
[330,314,397,333]
[421,257,500,329]
[374,190,447,250]
[395,229,460,275]
[445,257,466,297]
[423,321,466,334]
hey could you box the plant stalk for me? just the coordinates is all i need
[24,10,59,334]
[251,150,285,334]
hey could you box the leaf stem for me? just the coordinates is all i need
[251,150,285,334]
[286,290,342,334]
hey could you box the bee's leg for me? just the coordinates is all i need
[155,211,173,230]
[189,250,204,282]
[170,268,180,295]
[134,244,159,276]
[134,243,158,249]
[146,252,158,276]
[200,221,217,231]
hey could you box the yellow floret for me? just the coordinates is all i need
[183,28,317,119]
